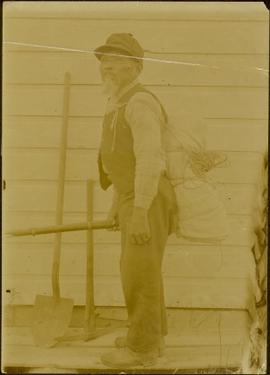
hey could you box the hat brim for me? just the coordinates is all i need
[94,44,133,60]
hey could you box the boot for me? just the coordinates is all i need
[100,347,159,368]
[114,336,165,356]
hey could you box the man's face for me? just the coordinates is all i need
[99,54,138,95]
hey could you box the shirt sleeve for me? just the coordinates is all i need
[125,92,166,209]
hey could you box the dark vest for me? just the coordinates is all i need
[98,83,167,194]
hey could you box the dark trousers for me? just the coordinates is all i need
[118,176,176,353]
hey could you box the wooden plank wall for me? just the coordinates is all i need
[3,2,268,309]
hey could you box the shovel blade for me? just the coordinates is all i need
[31,294,73,348]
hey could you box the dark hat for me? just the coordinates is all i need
[94,33,144,62]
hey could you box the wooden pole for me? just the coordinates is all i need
[84,180,96,339]
[6,220,113,237]
[52,72,71,300]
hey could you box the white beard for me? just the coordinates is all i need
[101,78,119,98]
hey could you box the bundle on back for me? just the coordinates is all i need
[162,112,229,243]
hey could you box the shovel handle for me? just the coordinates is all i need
[52,72,71,299]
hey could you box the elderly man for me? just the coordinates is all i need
[95,33,177,368]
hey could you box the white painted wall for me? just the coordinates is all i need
[3,2,268,308]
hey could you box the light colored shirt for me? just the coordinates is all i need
[105,80,166,209]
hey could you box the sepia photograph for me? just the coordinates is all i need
[2,1,268,374]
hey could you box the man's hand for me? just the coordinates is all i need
[107,206,120,231]
[107,189,120,231]
[129,207,151,245]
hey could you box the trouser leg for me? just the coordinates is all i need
[160,277,168,337]
[119,192,170,353]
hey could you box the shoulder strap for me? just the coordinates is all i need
[140,88,169,123]
[117,84,168,123]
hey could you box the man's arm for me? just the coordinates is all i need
[125,92,166,244]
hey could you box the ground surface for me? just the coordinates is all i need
[3,325,247,373]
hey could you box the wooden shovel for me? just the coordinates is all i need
[31,72,73,348]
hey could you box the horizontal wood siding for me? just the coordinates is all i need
[3,85,268,118]
[4,52,268,87]
[4,18,268,54]
[3,2,268,308]
[4,274,250,308]
[3,117,268,151]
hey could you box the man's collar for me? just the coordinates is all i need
[109,78,139,103]
[116,78,139,101]
[105,78,139,113]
